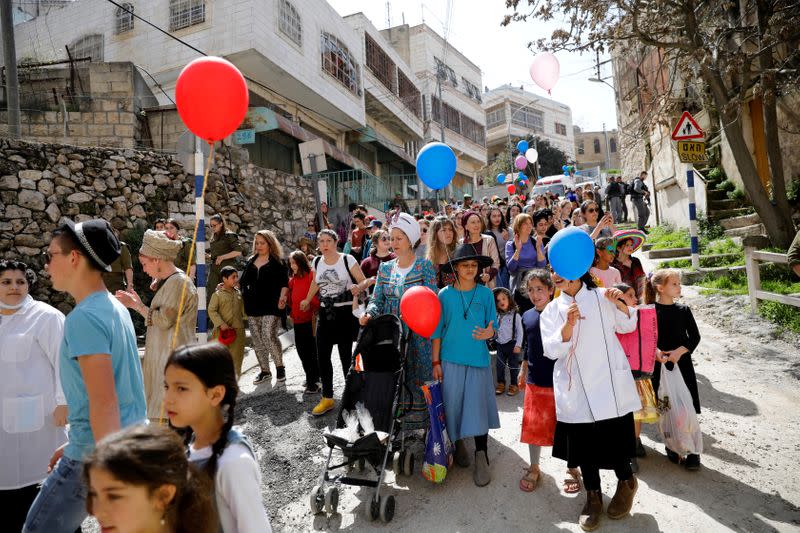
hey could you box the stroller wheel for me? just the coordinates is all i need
[379,495,396,523]
[364,496,380,521]
[308,485,324,515]
[324,486,339,514]
[392,451,402,475]
[403,451,415,476]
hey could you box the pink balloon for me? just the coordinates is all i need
[529,52,560,94]
[514,155,528,170]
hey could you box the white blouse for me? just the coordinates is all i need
[540,286,641,424]
[0,296,67,489]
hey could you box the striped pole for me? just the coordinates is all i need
[194,138,208,342]
[686,164,700,269]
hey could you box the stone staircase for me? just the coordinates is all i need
[707,188,764,239]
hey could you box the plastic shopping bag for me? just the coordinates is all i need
[657,366,703,456]
[421,381,453,483]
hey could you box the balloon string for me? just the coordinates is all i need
[159,142,215,425]
[565,295,580,391]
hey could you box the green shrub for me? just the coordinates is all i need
[727,188,746,201]
[706,167,724,182]
[697,212,726,242]
[717,179,736,192]
[758,301,800,333]
[647,224,690,250]
[787,178,800,205]
[704,238,742,256]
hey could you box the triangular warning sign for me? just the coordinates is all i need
[671,111,704,140]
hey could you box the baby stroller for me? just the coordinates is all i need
[309,314,414,523]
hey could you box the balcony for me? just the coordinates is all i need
[318,170,424,212]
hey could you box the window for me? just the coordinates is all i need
[609,137,617,153]
[398,70,421,118]
[321,32,360,95]
[432,96,486,146]
[593,138,601,153]
[115,3,134,34]
[169,0,205,31]
[555,122,567,135]
[462,77,481,102]
[365,33,396,93]
[509,103,543,131]
[434,57,457,87]
[461,114,485,146]
[69,34,104,62]
[277,0,302,47]
[485,104,505,129]
[578,140,585,155]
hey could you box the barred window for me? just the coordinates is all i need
[578,140,585,155]
[509,103,543,131]
[461,114,485,146]
[594,138,601,153]
[365,33,395,93]
[486,104,505,129]
[398,70,421,118]
[432,96,485,146]
[434,57,457,87]
[169,0,205,31]
[609,137,617,153]
[278,0,301,47]
[115,3,134,34]
[69,34,104,62]
[462,77,481,102]
[555,122,567,135]
[321,32,360,94]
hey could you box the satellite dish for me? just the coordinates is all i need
[176,130,211,174]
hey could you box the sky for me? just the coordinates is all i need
[328,0,618,132]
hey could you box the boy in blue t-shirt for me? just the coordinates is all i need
[23,220,146,533]
[431,244,500,488]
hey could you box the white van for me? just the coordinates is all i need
[531,175,576,198]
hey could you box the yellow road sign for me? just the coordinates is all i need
[676,141,708,163]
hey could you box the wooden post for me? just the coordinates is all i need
[744,245,761,314]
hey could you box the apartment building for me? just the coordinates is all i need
[382,23,487,198]
[4,0,431,212]
[573,126,620,170]
[483,85,574,174]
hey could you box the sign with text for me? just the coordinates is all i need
[234,129,255,144]
[676,141,708,163]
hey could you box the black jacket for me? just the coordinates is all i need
[240,256,289,317]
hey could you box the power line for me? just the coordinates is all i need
[102,0,414,154]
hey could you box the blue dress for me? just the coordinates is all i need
[366,257,437,430]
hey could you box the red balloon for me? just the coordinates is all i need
[176,57,249,143]
[507,184,516,194]
[399,286,441,338]
[519,194,526,201]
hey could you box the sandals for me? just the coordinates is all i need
[563,468,582,494]
[519,465,541,492]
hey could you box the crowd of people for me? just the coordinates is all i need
[10,174,800,532]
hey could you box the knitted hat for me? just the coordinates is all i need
[390,212,421,246]
[140,230,183,261]
[60,219,121,272]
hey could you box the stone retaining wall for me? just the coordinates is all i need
[0,138,315,311]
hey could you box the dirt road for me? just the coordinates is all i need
[231,284,800,533]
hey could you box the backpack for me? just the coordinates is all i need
[313,253,358,285]
[488,310,517,351]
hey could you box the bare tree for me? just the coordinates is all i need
[504,0,800,248]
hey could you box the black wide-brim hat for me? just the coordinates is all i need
[61,219,121,272]
[440,243,493,273]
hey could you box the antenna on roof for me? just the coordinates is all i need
[386,1,391,27]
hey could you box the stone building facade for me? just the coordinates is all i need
[0,138,314,312]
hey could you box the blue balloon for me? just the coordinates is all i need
[416,142,457,190]
[562,165,569,172]
[517,140,529,153]
[496,173,506,184]
[518,172,525,180]
[564,170,569,176]
[548,227,595,281]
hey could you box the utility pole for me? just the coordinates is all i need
[602,122,611,174]
[1,0,21,138]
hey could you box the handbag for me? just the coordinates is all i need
[657,366,703,456]
[421,381,453,483]
[616,305,657,376]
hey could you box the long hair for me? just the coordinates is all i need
[288,250,311,277]
[427,217,457,265]
[252,229,283,262]
[209,214,226,238]
[84,424,216,533]
[505,203,523,225]
[165,343,239,477]
[644,268,680,304]
[486,207,507,232]
[369,229,389,257]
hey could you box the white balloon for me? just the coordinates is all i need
[525,148,538,163]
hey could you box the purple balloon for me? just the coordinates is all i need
[514,155,528,170]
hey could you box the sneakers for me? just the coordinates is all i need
[312,397,335,416]
[473,450,491,487]
[507,384,519,396]
[304,382,322,395]
[276,366,286,382]
[635,438,646,458]
[253,371,271,385]
[495,383,506,395]
[685,454,701,471]
[665,447,680,464]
